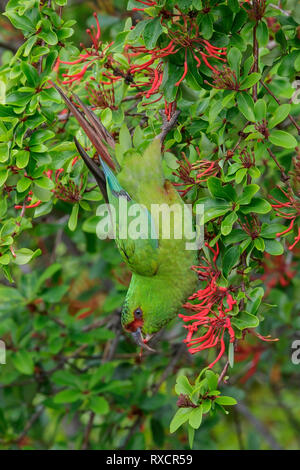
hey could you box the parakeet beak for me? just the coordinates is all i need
[131,328,155,352]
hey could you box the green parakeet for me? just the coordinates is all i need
[54,84,197,350]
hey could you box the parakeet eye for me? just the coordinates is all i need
[134,307,143,319]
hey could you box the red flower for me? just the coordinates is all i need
[15,189,42,211]
[270,186,300,251]
[57,13,114,86]
[45,168,83,203]
[131,0,157,11]
[173,149,219,196]
[179,242,236,368]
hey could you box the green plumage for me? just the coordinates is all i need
[54,84,197,341]
[109,138,197,335]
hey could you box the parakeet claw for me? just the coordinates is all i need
[131,328,155,352]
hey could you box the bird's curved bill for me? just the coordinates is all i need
[131,328,155,352]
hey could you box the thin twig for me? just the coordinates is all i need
[16,405,44,445]
[218,359,230,386]
[81,411,95,450]
[269,3,290,16]
[267,148,290,184]
[158,109,181,144]
[260,80,300,135]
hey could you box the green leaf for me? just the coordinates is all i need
[89,396,109,415]
[29,129,55,146]
[227,47,242,77]
[164,152,179,169]
[205,370,218,390]
[240,197,271,214]
[269,130,297,149]
[257,20,269,46]
[268,104,291,129]
[119,123,132,152]
[235,168,247,184]
[175,375,193,395]
[68,204,79,232]
[41,284,69,303]
[254,237,265,252]
[207,177,236,201]
[143,17,163,49]
[0,169,9,188]
[228,0,239,13]
[162,62,182,102]
[128,19,150,42]
[236,92,255,121]
[16,176,32,193]
[264,239,284,256]
[254,99,266,121]
[215,396,237,405]
[14,248,41,265]
[12,350,34,375]
[240,73,261,90]
[15,150,30,169]
[246,287,264,315]
[54,389,82,404]
[189,406,203,429]
[222,245,240,277]
[4,11,35,34]
[231,311,259,330]
[170,408,192,433]
[224,229,249,245]
[221,211,238,236]
[198,197,231,223]
[35,176,55,190]
[21,62,39,87]
[260,223,286,239]
[188,425,195,449]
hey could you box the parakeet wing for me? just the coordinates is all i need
[101,161,159,277]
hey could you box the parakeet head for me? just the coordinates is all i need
[121,302,157,352]
[121,289,172,351]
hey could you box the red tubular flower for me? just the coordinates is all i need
[175,48,188,86]
[270,186,300,250]
[56,13,114,86]
[15,192,42,211]
[72,156,79,166]
[126,8,226,103]
[179,242,236,368]
[173,150,219,196]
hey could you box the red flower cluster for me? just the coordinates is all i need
[56,9,226,121]
[179,242,236,368]
[131,0,157,12]
[239,214,261,239]
[173,150,219,197]
[15,190,42,211]
[270,186,300,251]
[45,168,83,203]
[57,13,113,86]
[209,65,240,91]
[126,11,226,99]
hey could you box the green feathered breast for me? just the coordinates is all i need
[106,138,198,335]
